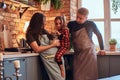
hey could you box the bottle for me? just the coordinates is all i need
[3,25,9,48]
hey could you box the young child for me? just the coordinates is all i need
[53,16,70,78]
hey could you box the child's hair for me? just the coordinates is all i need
[54,16,66,29]
[78,7,89,16]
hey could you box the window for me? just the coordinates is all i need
[82,0,104,19]
[111,22,120,49]
[79,0,120,50]
[110,1,120,49]
[93,22,104,46]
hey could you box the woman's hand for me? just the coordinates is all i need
[56,31,61,35]
[51,39,60,47]
[98,50,106,55]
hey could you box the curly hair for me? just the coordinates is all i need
[27,12,45,34]
[26,13,45,45]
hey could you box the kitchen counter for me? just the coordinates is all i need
[1,50,120,59]
[0,52,39,59]
[102,51,120,55]
[4,53,39,58]
[1,50,120,80]
[65,50,120,56]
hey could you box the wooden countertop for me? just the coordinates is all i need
[1,52,40,59]
[101,51,120,55]
[0,50,120,59]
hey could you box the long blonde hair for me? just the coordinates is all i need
[54,16,67,29]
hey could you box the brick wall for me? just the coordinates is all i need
[70,0,78,20]
[0,0,77,49]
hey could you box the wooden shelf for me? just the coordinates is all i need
[3,0,37,10]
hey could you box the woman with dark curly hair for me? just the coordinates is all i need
[26,12,65,80]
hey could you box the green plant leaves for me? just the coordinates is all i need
[51,0,62,10]
[109,38,117,45]
[34,0,63,10]
[42,0,50,4]
[112,0,120,14]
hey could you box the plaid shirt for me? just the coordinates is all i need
[55,28,70,64]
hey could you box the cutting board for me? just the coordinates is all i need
[0,30,12,49]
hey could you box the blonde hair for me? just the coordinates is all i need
[78,7,89,16]
[54,16,66,28]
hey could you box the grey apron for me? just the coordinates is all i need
[72,28,98,80]
[39,34,65,80]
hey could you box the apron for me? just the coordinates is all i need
[39,34,65,80]
[72,28,98,80]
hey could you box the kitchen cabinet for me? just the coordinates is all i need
[3,52,120,80]
[2,53,74,80]
[3,56,45,80]
[97,56,109,78]
[97,55,120,78]
[109,56,120,76]
[26,56,43,80]
[3,58,26,80]
[64,53,120,79]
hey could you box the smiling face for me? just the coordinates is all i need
[54,16,65,30]
[55,19,62,30]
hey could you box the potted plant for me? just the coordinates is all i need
[51,0,62,10]
[40,0,51,11]
[34,0,62,11]
[112,0,120,14]
[109,38,117,51]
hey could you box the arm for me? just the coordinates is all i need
[67,22,73,49]
[92,23,104,50]
[26,32,60,53]
[55,29,70,63]
[92,22,106,55]
[30,40,59,53]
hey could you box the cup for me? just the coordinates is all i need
[19,38,27,48]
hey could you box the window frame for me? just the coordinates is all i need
[78,0,120,50]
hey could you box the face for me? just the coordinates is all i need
[55,19,62,30]
[76,13,87,24]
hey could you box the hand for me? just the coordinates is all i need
[56,31,61,35]
[98,50,106,55]
[52,39,60,47]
